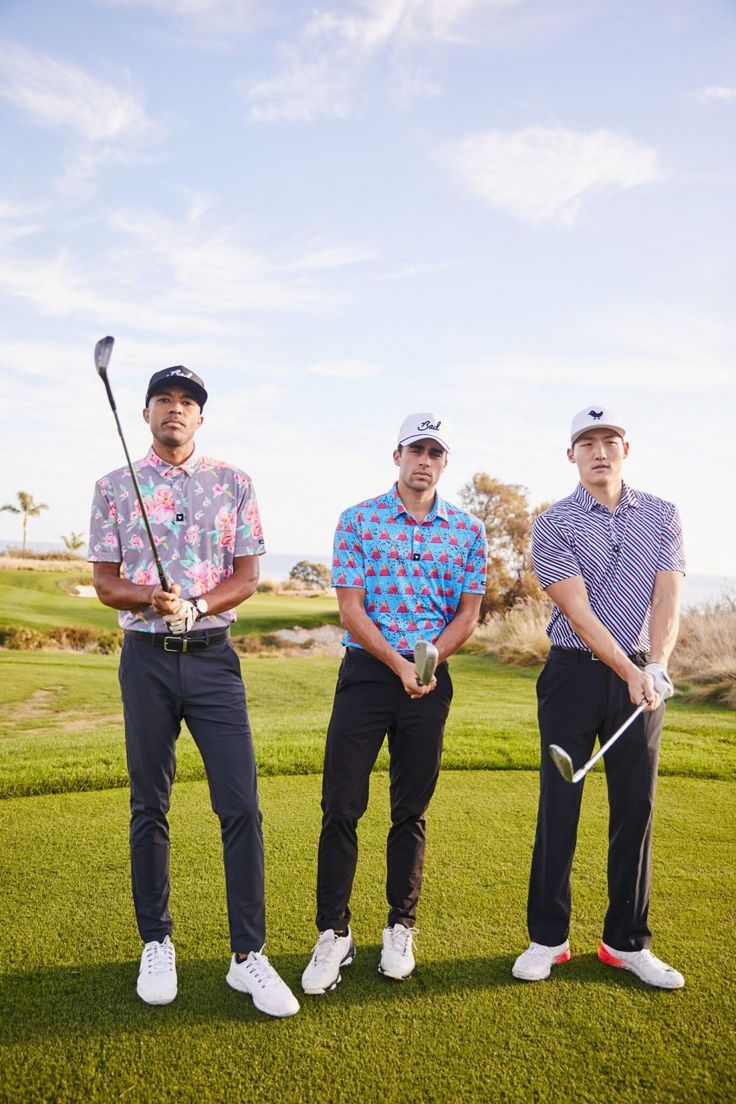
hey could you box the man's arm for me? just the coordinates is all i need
[433,592,483,663]
[92,555,260,619]
[545,575,660,711]
[648,571,683,665]
[336,588,433,699]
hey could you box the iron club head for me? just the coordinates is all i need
[414,639,439,686]
[94,336,115,377]
[548,744,575,783]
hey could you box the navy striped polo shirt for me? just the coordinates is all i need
[532,482,685,654]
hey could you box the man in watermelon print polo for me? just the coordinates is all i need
[301,413,488,994]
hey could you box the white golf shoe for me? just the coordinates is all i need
[302,928,356,994]
[598,942,685,989]
[379,924,416,980]
[512,940,571,981]
[227,950,300,1017]
[137,935,177,1005]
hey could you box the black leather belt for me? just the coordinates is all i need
[551,645,645,663]
[125,628,230,653]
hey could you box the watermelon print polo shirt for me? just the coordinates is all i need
[332,483,488,653]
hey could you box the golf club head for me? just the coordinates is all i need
[548,744,575,783]
[94,335,115,377]
[414,639,439,686]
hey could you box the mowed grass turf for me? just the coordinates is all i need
[0,568,340,635]
[1,652,734,798]
[1,772,734,1104]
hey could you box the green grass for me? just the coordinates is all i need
[0,568,340,635]
[1,772,734,1104]
[1,652,733,799]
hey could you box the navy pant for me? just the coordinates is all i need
[527,648,665,951]
[316,647,453,932]
[119,633,265,952]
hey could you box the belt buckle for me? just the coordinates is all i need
[163,636,187,653]
[590,652,600,662]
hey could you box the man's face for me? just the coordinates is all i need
[568,428,628,485]
[393,438,448,492]
[144,386,203,450]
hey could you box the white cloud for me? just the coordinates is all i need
[0,198,369,334]
[693,84,736,103]
[437,126,661,226]
[307,359,383,379]
[0,42,157,143]
[246,0,524,121]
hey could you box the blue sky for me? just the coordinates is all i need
[0,0,734,573]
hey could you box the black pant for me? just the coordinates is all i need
[527,648,665,951]
[316,647,453,932]
[119,633,265,952]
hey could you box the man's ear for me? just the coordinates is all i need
[393,448,401,467]
[143,407,150,424]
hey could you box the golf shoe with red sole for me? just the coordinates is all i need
[512,940,571,981]
[598,942,684,989]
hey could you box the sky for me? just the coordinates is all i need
[0,0,734,574]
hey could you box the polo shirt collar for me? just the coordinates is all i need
[573,481,639,513]
[145,445,200,477]
[389,482,448,522]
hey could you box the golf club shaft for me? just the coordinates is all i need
[95,342,170,593]
[574,702,646,782]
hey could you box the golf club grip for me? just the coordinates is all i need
[112,411,170,593]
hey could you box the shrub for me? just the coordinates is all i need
[256,577,280,594]
[473,597,552,666]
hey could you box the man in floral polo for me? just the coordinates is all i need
[88,365,298,1018]
[301,413,488,994]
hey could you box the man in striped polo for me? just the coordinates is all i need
[301,413,487,993]
[512,405,686,989]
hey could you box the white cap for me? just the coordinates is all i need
[570,405,626,445]
[397,413,449,452]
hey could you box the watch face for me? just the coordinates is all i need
[196,598,208,616]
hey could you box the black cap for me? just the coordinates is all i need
[145,366,208,409]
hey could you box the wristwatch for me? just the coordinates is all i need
[193,597,209,620]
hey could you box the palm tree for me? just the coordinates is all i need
[61,531,85,553]
[1,491,49,551]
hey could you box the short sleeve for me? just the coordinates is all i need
[531,512,582,589]
[87,476,122,562]
[461,519,488,593]
[234,474,266,557]
[656,503,686,574]
[331,509,366,588]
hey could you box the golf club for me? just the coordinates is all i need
[94,336,170,593]
[548,701,647,784]
[414,639,439,686]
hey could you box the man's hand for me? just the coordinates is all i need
[627,665,661,712]
[150,582,182,616]
[164,599,198,635]
[397,657,436,700]
[644,661,675,701]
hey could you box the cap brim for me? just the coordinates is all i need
[146,381,207,408]
[571,423,625,444]
[398,432,450,452]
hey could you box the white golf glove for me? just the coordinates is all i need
[164,599,197,635]
[644,662,674,701]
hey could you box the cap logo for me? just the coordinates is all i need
[417,419,441,431]
[168,368,194,380]
[588,409,603,419]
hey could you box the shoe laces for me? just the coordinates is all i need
[241,951,283,991]
[526,942,553,959]
[312,929,347,966]
[143,938,175,975]
[388,925,415,957]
